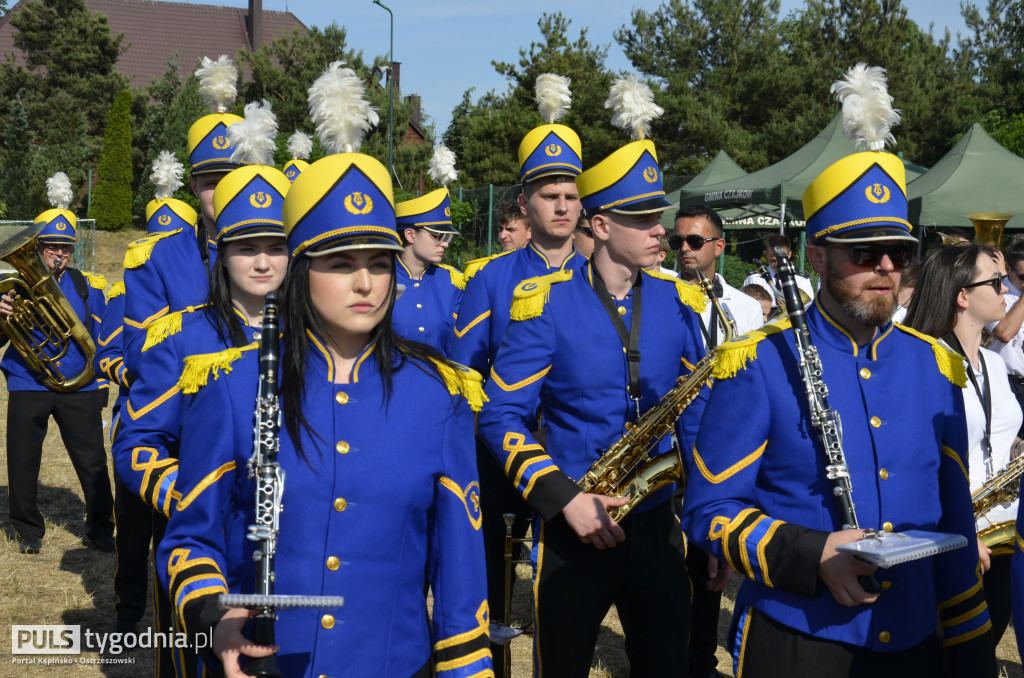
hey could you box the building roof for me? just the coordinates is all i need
[0,0,308,88]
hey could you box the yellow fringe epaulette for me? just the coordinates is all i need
[509,269,573,321]
[712,318,792,380]
[105,281,125,301]
[463,250,514,279]
[438,263,467,290]
[83,272,107,290]
[642,269,708,313]
[123,229,182,269]
[178,343,259,395]
[142,304,207,352]
[430,358,488,413]
[893,323,968,387]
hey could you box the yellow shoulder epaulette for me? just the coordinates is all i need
[142,304,208,352]
[464,250,514,279]
[83,272,107,290]
[642,269,708,314]
[123,229,182,270]
[105,281,125,301]
[893,323,967,387]
[430,358,488,413]
[178,343,259,395]
[712,318,792,380]
[509,269,573,321]
[438,263,467,290]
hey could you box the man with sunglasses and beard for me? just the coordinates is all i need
[682,150,995,677]
[393,188,464,355]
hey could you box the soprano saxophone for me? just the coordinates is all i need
[577,271,735,521]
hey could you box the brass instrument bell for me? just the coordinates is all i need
[966,212,1014,248]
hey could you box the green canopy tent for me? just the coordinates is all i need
[907,123,1024,231]
[659,150,748,231]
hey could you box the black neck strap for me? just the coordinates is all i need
[592,266,643,417]
[949,335,993,466]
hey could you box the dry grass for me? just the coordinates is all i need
[0,229,1019,676]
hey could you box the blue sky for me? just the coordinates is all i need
[189,0,972,135]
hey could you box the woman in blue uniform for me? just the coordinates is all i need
[156,151,492,678]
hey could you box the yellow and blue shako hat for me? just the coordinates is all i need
[284,130,313,182]
[395,188,457,234]
[35,172,76,244]
[576,139,673,216]
[214,166,290,242]
[189,55,244,175]
[283,153,402,258]
[518,124,583,183]
[146,199,197,235]
[802,151,912,244]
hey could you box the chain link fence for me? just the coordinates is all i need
[0,219,98,274]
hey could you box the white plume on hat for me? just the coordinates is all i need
[308,61,379,155]
[535,74,572,124]
[46,172,73,210]
[605,76,664,141]
[150,151,185,199]
[427,144,458,188]
[228,99,279,166]
[287,130,313,160]
[195,55,238,114]
[831,63,901,152]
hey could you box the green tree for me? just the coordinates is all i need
[0,92,34,219]
[445,12,619,186]
[29,90,91,217]
[959,0,1024,116]
[90,90,133,231]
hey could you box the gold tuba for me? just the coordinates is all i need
[0,223,96,391]
[966,212,1014,249]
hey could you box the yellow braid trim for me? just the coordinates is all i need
[509,269,573,321]
[178,343,258,395]
[893,323,968,387]
[83,272,107,290]
[712,319,792,380]
[642,269,708,313]
[430,358,488,413]
[439,263,467,290]
[463,250,513,279]
[142,304,208,352]
[106,281,125,301]
[123,229,181,269]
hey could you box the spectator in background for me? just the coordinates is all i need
[742,233,814,304]
[573,214,595,259]
[496,200,531,252]
[646,235,677,277]
[741,283,773,323]
[989,239,1024,437]
[892,259,920,324]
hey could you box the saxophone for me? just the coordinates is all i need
[577,271,735,522]
[973,455,1024,551]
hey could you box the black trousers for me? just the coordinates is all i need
[735,607,942,678]
[686,546,723,677]
[984,553,1012,644]
[6,389,114,540]
[533,499,690,678]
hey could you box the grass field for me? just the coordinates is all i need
[0,230,1020,676]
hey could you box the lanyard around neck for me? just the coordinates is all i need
[592,267,643,419]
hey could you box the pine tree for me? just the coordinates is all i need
[0,92,34,220]
[90,90,133,231]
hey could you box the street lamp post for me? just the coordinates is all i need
[372,0,394,180]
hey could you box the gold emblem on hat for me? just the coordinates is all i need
[544,143,562,157]
[444,206,451,217]
[344,192,374,215]
[158,214,172,226]
[865,183,891,204]
[286,168,296,178]
[55,223,67,231]
[212,135,230,150]
[643,166,659,183]
[249,192,272,208]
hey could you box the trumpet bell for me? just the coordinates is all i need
[965,212,1014,248]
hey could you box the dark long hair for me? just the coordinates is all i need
[903,244,985,340]
[280,252,448,464]
[204,248,249,348]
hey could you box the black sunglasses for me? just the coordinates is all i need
[576,226,593,238]
[964,276,1005,293]
[668,234,720,251]
[835,243,914,270]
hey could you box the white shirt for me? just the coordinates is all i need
[698,273,764,349]
[963,348,1022,531]
[743,268,815,306]
[987,279,1024,377]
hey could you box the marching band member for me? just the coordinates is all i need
[1,172,113,555]
[681,65,993,677]
[283,129,312,182]
[903,243,1022,646]
[122,55,244,374]
[452,73,583,630]
[156,62,491,677]
[392,144,465,355]
[477,78,707,676]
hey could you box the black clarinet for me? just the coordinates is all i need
[246,290,284,677]
[774,248,858,529]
